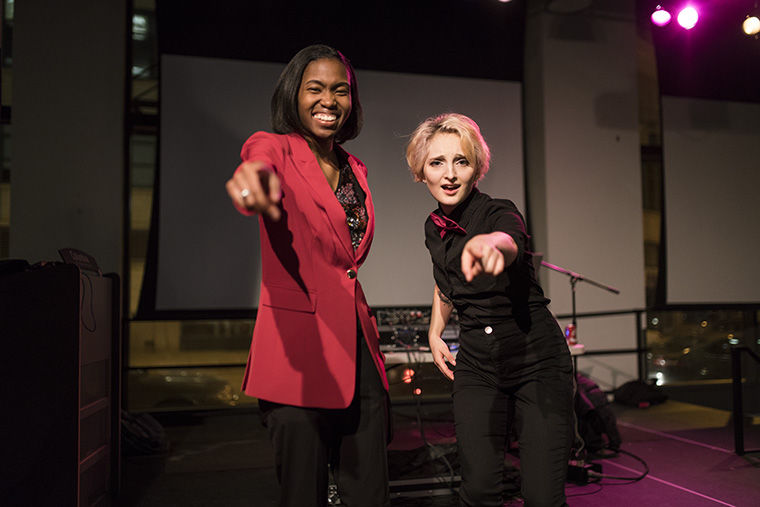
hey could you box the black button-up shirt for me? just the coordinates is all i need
[425,188,549,331]
[425,188,570,379]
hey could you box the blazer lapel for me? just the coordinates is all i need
[287,134,354,260]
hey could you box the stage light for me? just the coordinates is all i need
[414,388,422,396]
[743,15,760,36]
[651,5,672,27]
[677,6,699,30]
[402,368,415,384]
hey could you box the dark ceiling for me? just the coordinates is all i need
[155,0,760,102]
[156,0,527,81]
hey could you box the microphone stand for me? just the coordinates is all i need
[540,261,620,335]
[540,261,620,464]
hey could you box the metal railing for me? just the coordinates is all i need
[554,308,648,381]
[730,346,760,456]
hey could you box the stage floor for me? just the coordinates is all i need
[118,399,760,506]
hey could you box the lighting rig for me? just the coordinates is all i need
[650,2,760,36]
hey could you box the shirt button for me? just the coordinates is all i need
[484,326,493,335]
[346,269,357,279]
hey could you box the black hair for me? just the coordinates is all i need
[270,44,363,144]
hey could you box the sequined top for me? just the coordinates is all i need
[334,153,368,250]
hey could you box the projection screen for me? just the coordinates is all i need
[150,54,525,313]
[663,96,760,305]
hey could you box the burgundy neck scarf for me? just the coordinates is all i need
[430,212,467,239]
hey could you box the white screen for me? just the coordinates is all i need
[663,96,760,305]
[155,54,524,312]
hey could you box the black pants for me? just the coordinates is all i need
[258,335,390,507]
[453,358,574,507]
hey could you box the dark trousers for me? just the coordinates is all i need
[453,363,574,507]
[259,336,390,507]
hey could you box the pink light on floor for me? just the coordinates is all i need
[677,6,699,30]
[651,5,672,27]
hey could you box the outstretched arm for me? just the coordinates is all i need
[460,232,518,282]
[225,160,282,221]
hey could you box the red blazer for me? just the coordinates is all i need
[236,132,388,409]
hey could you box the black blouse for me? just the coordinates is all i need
[424,188,550,331]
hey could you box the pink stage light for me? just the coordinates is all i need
[677,6,699,30]
[651,5,672,27]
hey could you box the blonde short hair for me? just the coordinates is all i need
[406,113,491,183]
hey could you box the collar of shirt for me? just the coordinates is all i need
[432,187,483,235]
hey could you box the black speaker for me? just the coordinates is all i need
[0,263,121,507]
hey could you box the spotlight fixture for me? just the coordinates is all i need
[744,15,760,36]
[651,5,672,27]
[677,5,699,30]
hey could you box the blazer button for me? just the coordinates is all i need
[346,269,357,279]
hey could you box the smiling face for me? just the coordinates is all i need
[297,58,351,150]
[422,133,478,215]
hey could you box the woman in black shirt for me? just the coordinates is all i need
[407,113,573,507]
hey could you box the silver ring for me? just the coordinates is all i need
[240,188,251,199]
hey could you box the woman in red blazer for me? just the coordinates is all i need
[225,45,389,507]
